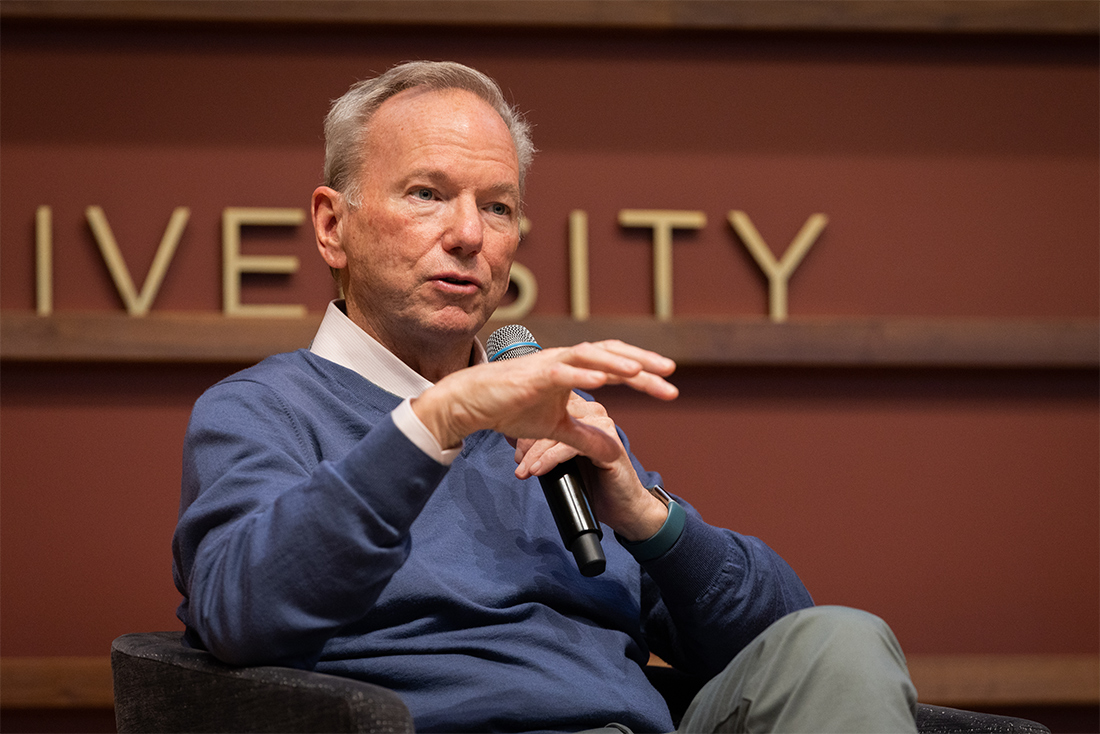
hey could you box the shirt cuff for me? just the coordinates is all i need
[392,398,463,466]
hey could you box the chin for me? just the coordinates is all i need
[423,309,487,339]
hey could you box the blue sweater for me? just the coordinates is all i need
[172,350,812,732]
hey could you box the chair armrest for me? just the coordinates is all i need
[915,703,1051,734]
[111,632,413,733]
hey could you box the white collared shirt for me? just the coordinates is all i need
[309,300,486,465]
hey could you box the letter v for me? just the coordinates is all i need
[85,206,190,316]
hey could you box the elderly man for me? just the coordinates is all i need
[173,61,917,733]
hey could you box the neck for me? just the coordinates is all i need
[341,300,477,382]
[391,337,475,383]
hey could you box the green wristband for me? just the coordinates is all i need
[617,499,686,563]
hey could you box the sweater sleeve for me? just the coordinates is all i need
[619,432,814,678]
[171,376,449,669]
[636,504,815,678]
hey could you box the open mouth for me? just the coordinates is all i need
[433,275,481,293]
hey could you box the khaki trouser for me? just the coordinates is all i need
[595,606,919,733]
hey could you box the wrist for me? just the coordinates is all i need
[393,399,463,465]
[615,485,686,562]
[615,488,671,542]
[616,483,676,541]
[410,387,466,450]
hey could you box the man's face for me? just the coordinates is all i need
[337,86,522,357]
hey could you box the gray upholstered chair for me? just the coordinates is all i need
[111,632,412,733]
[111,631,1051,733]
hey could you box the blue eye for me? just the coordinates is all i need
[413,188,434,200]
[489,203,510,216]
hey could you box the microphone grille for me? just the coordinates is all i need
[487,324,542,362]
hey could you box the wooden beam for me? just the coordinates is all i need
[4,654,1095,709]
[494,315,1100,369]
[1,0,1096,35]
[907,654,1100,707]
[1,312,1096,368]
[0,657,114,708]
[0,311,323,364]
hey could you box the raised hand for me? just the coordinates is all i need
[411,339,677,540]
[412,340,677,465]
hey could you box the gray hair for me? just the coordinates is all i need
[323,60,535,206]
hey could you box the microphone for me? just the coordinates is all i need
[487,324,606,577]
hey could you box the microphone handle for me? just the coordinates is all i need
[537,458,606,577]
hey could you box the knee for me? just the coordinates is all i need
[790,605,894,640]
[774,605,907,671]
[727,607,918,732]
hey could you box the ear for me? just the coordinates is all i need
[312,186,348,270]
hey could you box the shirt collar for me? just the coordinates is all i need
[308,300,487,398]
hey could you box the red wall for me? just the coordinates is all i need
[1,23,1097,659]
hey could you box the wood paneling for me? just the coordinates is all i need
[1,0,1096,35]
[5,654,1097,709]
[1,312,1095,368]
[1,657,114,708]
[907,654,1100,707]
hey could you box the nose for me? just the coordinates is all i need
[444,196,484,256]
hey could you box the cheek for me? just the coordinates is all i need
[489,231,520,267]
[487,237,520,290]
[351,210,419,266]
[372,208,414,241]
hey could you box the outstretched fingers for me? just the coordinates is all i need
[416,338,677,454]
[562,341,679,401]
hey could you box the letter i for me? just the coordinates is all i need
[36,206,52,316]
[569,210,590,321]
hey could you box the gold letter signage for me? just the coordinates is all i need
[86,206,191,317]
[729,211,828,323]
[29,205,826,323]
[221,207,307,318]
[618,210,708,322]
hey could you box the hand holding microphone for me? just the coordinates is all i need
[487,325,606,576]
[410,326,678,574]
[486,326,680,576]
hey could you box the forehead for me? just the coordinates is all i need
[363,86,519,179]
